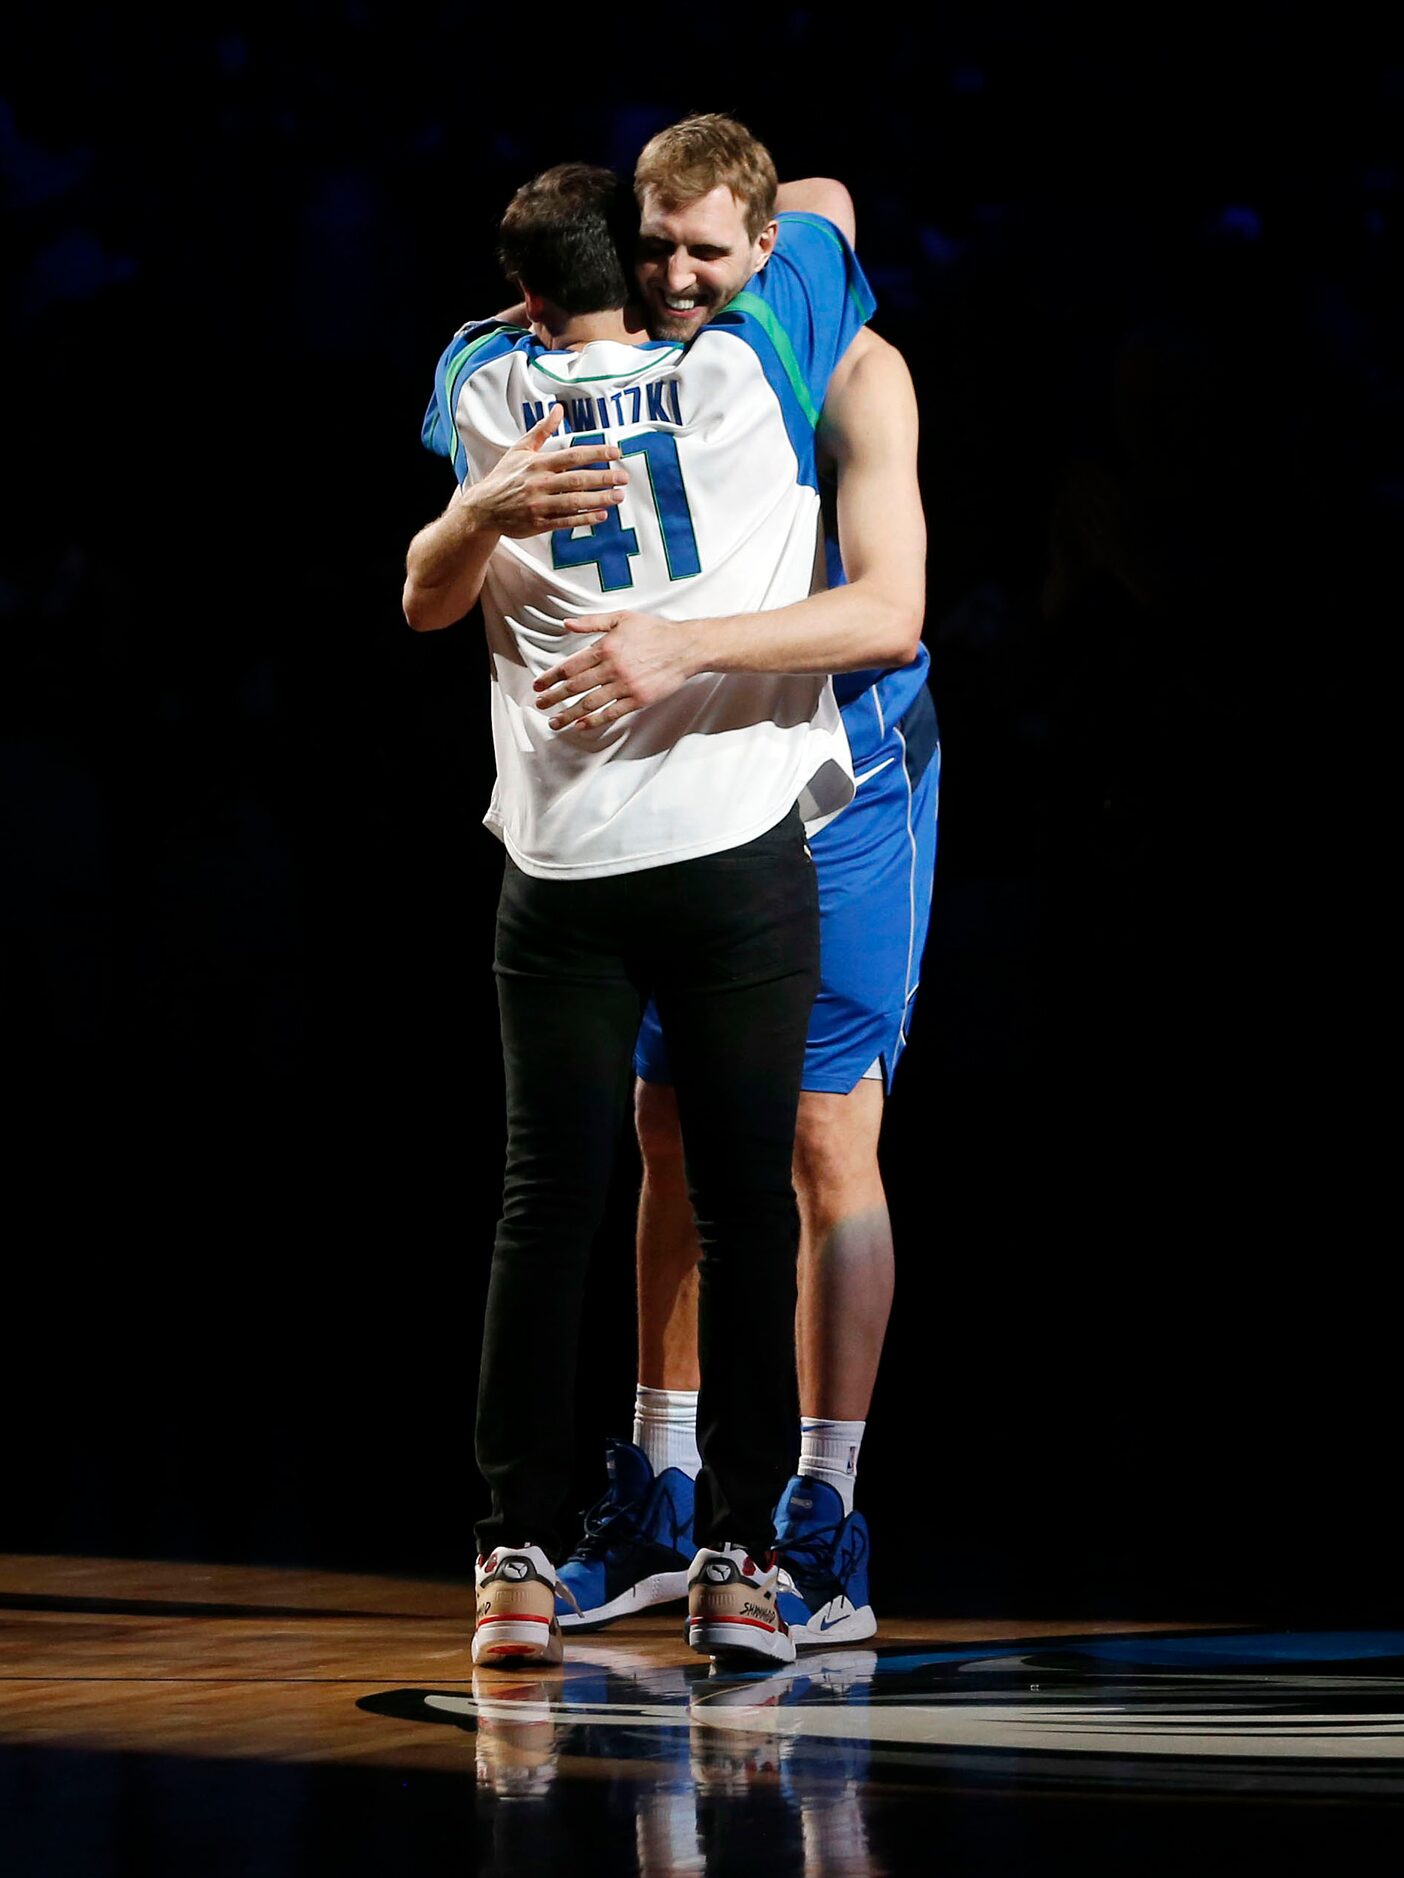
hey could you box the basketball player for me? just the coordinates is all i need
[536,117,939,1649]
[405,156,905,1667]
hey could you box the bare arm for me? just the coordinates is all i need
[774,177,856,246]
[402,482,504,633]
[402,406,629,632]
[532,329,925,729]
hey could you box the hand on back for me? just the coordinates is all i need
[465,405,630,538]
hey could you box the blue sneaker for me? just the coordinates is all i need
[773,1476,877,1647]
[555,1439,695,1630]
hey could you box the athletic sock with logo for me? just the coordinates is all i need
[798,1417,865,1516]
[633,1385,701,1480]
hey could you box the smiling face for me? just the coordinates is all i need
[635,184,777,341]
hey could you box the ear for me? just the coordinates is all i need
[752,218,779,271]
[521,283,547,321]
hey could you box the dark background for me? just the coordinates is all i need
[3,5,1396,1618]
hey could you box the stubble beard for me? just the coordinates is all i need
[646,297,717,343]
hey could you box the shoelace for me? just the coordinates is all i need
[778,1515,866,1595]
[778,1515,840,1569]
[572,1486,646,1559]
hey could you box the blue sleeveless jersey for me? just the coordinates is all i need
[754,217,933,769]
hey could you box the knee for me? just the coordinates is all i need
[635,1077,686,1174]
[792,1106,846,1206]
[792,1091,885,1219]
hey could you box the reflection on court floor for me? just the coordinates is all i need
[5,1555,1400,1876]
[363,1629,1404,1871]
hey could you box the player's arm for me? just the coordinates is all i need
[402,482,505,633]
[774,177,856,246]
[403,407,629,632]
[531,329,924,727]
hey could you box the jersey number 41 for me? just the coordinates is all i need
[551,431,700,593]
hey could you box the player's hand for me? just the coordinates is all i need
[533,612,703,732]
[463,406,629,537]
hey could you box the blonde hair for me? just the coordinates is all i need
[634,113,777,240]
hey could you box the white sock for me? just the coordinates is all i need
[632,1385,701,1479]
[798,1418,865,1516]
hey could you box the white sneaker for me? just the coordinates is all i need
[685,1543,796,1665]
[473,1544,569,1667]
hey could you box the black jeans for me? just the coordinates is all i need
[475,809,819,1562]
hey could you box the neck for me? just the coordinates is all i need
[532,306,645,352]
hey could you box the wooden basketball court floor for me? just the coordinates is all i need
[2,1552,1400,1874]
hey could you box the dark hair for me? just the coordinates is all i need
[496,163,635,315]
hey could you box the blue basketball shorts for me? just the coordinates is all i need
[635,688,940,1096]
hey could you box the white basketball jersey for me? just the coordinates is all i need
[428,217,876,878]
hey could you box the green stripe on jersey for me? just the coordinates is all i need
[530,344,683,387]
[724,291,820,429]
[443,327,515,463]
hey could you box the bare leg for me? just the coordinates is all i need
[634,1077,892,1419]
[635,1079,701,1391]
[792,1081,891,1419]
